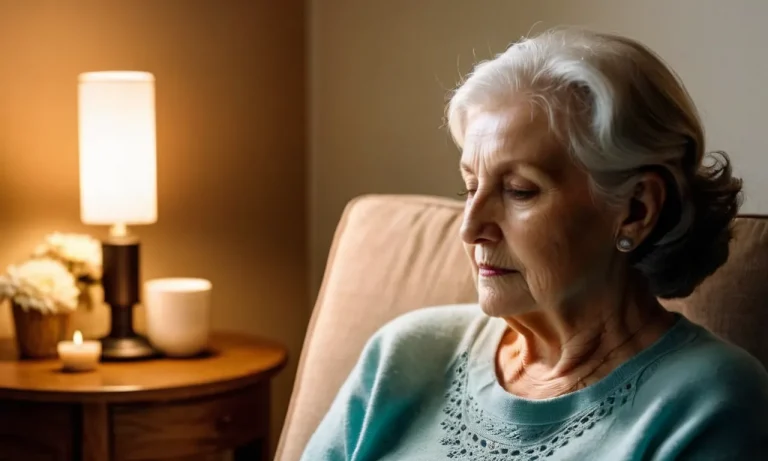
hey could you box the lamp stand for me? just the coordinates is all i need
[100,230,156,360]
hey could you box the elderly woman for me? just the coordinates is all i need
[301,28,768,460]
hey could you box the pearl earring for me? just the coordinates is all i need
[617,237,634,252]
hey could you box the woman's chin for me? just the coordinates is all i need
[478,290,534,318]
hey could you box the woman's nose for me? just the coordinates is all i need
[460,192,502,245]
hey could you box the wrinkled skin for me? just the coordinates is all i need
[458,101,676,398]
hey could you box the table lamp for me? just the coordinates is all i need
[78,71,158,360]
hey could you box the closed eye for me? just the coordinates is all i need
[457,188,475,199]
[506,189,537,200]
[459,188,535,200]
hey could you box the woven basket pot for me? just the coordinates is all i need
[12,302,71,359]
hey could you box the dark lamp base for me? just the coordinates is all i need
[100,237,157,361]
[101,334,156,360]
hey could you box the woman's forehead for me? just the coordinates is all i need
[461,106,568,173]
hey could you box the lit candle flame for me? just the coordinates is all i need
[73,330,83,345]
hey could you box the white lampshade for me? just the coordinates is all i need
[78,71,158,226]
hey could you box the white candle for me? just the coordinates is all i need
[57,330,101,372]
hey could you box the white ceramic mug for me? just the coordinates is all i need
[144,277,212,357]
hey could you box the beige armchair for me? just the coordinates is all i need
[276,194,768,461]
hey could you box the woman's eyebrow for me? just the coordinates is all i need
[460,156,557,179]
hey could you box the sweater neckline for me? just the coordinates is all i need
[467,312,698,425]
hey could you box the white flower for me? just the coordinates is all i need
[33,232,102,281]
[0,258,80,314]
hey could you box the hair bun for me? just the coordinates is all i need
[636,151,743,299]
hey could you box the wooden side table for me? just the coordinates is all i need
[0,332,287,461]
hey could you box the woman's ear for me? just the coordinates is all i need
[616,172,666,251]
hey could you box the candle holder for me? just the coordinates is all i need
[58,330,102,372]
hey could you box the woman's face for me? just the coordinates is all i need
[460,102,621,318]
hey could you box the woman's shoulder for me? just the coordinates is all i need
[377,303,486,336]
[639,316,768,407]
[631,317,768,455]
[665,319,767,386]
[371,303,489,352]
[356,304,491,382]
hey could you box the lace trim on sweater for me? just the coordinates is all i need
[439,352,636,460]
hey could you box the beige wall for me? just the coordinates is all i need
[309,0,768,296]
[0,0,306,451]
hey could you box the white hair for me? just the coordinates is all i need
[446,27,742,299]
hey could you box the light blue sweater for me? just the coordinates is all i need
[301,304,768,460]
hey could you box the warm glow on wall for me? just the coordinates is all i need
[78,71,158,227]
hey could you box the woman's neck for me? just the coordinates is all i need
[495,276,677,399]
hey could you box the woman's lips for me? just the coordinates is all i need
[477,264,516,277]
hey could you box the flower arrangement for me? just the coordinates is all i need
[0,258,80,314]
[32,232,102,284]
[0,232,102,315]
[0,232,103,358]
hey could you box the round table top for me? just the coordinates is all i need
[0,332,288,403]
